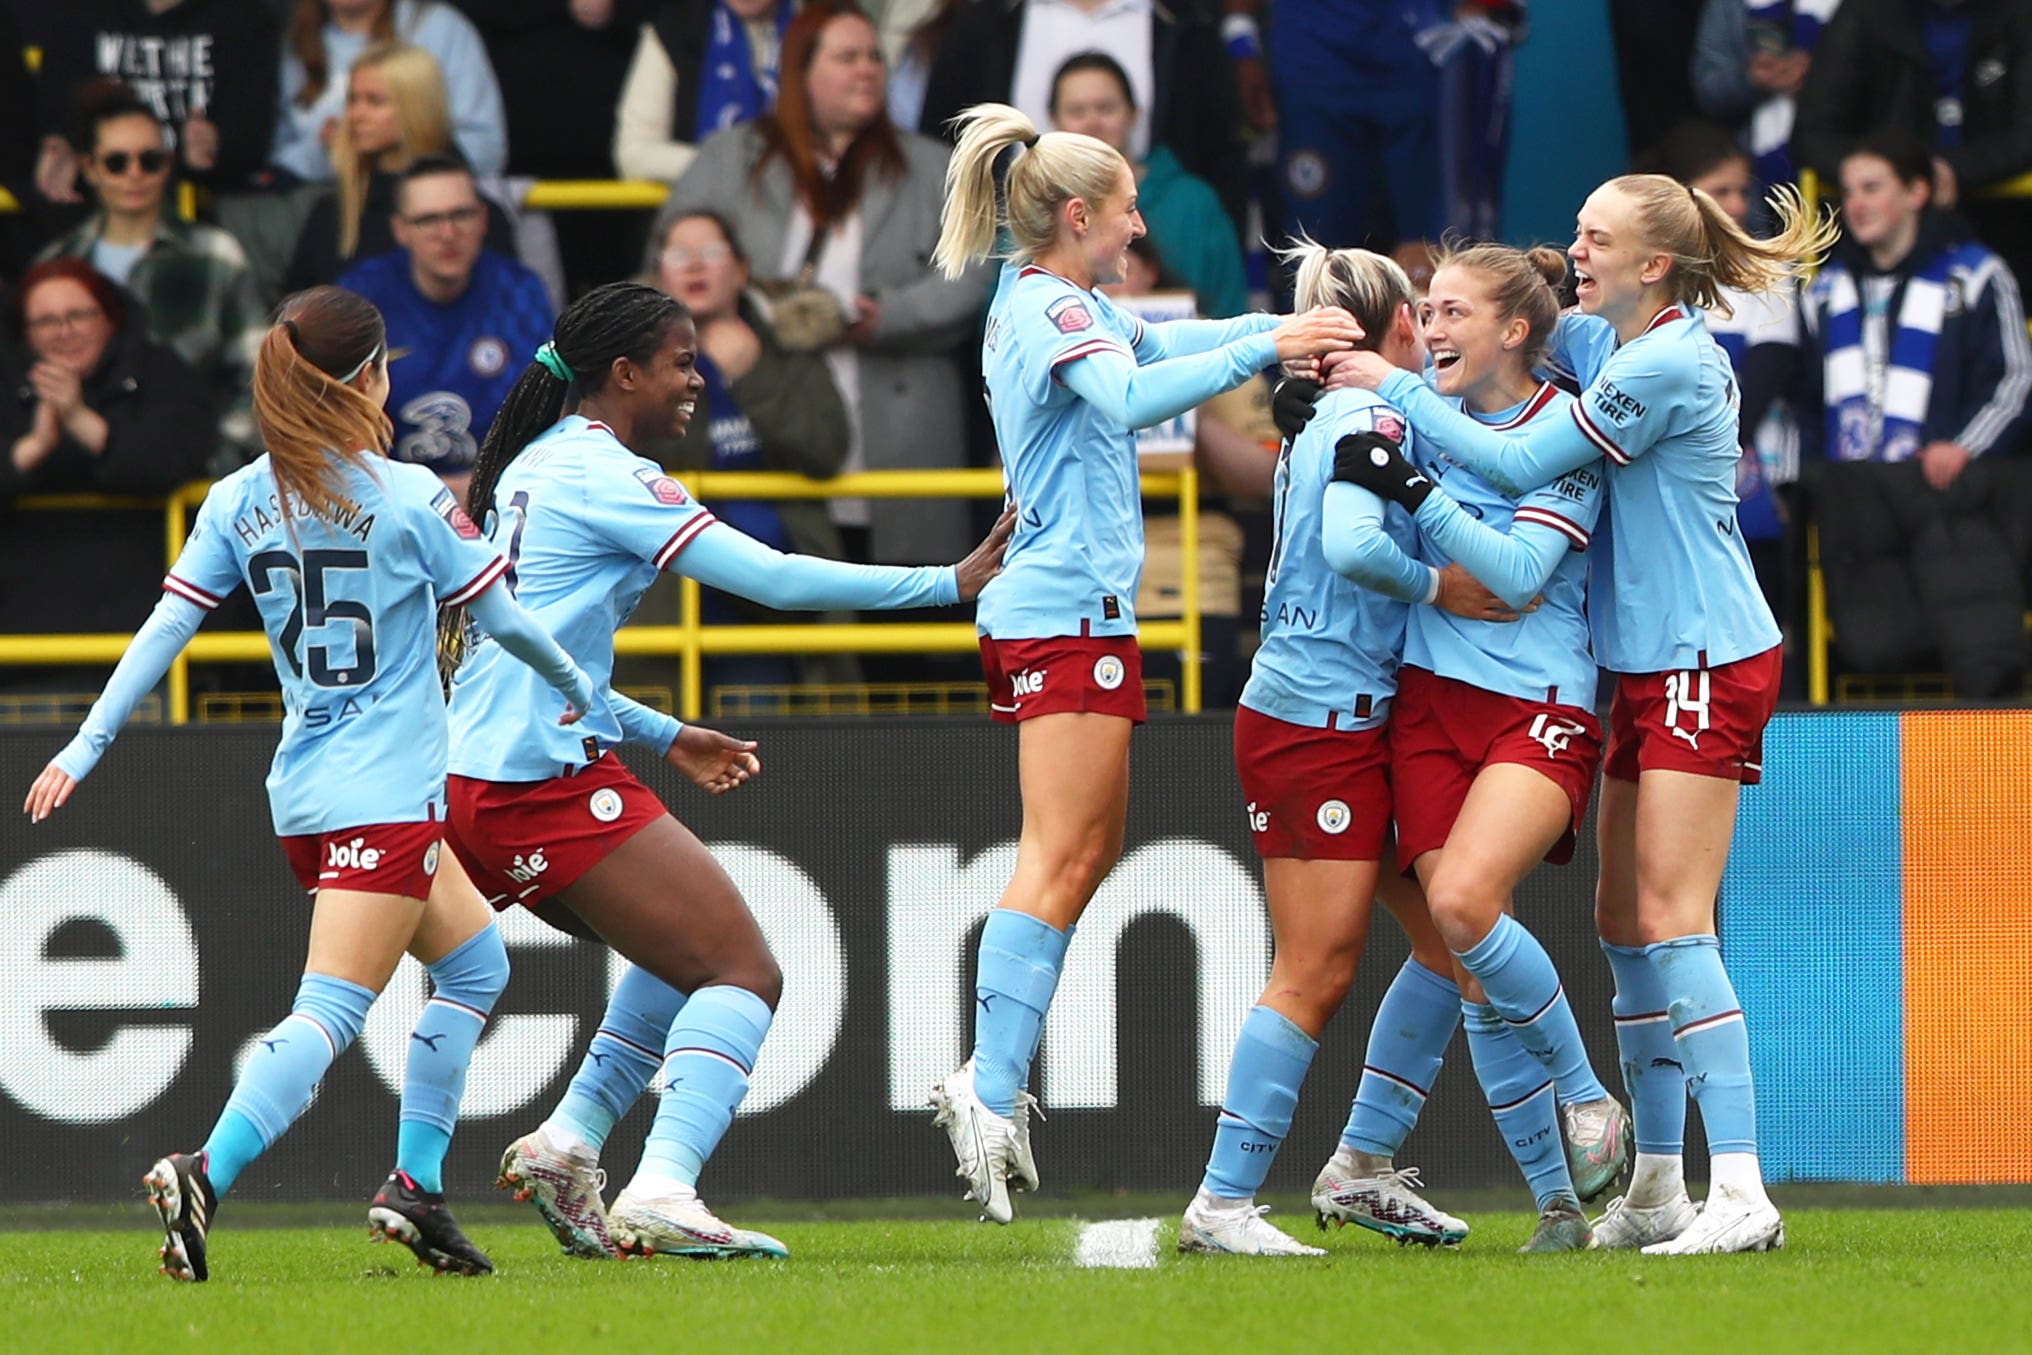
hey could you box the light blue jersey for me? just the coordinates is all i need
[449,416,959,782]
[164,456,509,836]
[1407,383,1603,709]
[1242,389,1420,730]
[976,261,1279,640]
[1379,306,1781,672]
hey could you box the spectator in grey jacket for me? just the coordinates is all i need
[661,0,990,567]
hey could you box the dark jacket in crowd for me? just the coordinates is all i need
[284,170,519,296]
[1794,0,2032,190]
[449,0,651,178]
[35,0,281,191]
[0,319,215,645]
[917,0,1248,232]
[1805,456,2032,697]
[1799,211,2032,698]
[1799,209,2032,462]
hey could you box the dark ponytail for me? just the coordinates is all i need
[439,281,688,676]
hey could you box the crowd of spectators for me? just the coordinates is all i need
[3,0,2030,703]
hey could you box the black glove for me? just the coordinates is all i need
[1271,377,1321,442]
[1333,430,1432,511]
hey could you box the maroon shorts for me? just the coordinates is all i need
[979,633,1146,724]
[279,820,443,900]
[1389,666,1602,869]
[1233,704,1392,860]
[1603,646,1782,785]
[446,754,666,909]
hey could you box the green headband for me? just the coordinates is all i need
[534,340,574,382]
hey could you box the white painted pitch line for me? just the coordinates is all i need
[1074,1217,1161,1269]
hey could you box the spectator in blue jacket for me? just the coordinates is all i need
[1800,130,2032,697]
[338,157,553,501]
[1800,130,2031,479]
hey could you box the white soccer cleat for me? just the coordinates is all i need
[1640,1186,1784,1255]
[1178,1189,1326,1257]
[609,1188,789,1259]
[1310,1150,1469,1246]
[497,1127,618,1258]
[1588,1191,1702,1250]
[1560,1096,1633,1202]
[928,1059,1016,1224]
[1009,1089,1043,1194]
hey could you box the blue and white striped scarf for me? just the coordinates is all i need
[696,1,789,140]
[1815,251,1961,462]
[1745,0,1841,188]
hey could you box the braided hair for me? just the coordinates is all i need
[438,281,688,677]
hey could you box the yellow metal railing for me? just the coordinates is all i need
[3,468,1204,722]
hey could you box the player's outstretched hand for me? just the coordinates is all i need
[557,702,586,727]
[1321,349,1396,392]
[1269,306,1364,362]
[24,762,78,823]
[668,724,761,795]
[1334,431,1432,510]
[1434,563,1533,623]
[956,504,1017,601]
[1271,377,1321,442]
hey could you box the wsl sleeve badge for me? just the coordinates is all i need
[431,487,483,539]
[1046,295,1094,334]
[633,465,689,506]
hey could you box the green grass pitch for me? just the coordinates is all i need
[10,1202,2031,1354]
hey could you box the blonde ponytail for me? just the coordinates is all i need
[1608,173,1839,316]
[933,102,1131,280]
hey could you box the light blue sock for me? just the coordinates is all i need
[1603,940,1686,1156]
[637,985,772,1187]
[1464,1002,1574,1211]
[1201,1005,1318,1200]
[396,926,509,1193]
[1342,959,1460,1157]
[553,966,687,1152]
[1021,922,1076,1065]
[971,910,1065,1118]
[1654,934,1759,1155]
[204,972,375,1195]
[1455,914,1610,1106]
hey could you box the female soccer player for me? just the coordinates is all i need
[1310,243,1628,1254]
[1179,243,1460,1256]
[1330,176,1836,1255]
[924,102,1362,1225]
[437,280,1009,1260]
[22,286,597,1282]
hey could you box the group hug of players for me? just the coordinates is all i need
[22,98,1828,1280]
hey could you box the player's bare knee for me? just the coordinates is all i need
[1423,875,1495,948]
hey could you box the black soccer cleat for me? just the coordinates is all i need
[144,1150,219,1283]
[368,1171,496,1275]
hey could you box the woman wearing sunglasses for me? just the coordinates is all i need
[33,79,266,473]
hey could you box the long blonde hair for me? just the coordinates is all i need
[1606,174,1838,317]
[253,287,391,530]
[933,102,1127,280]
[331,42,453,260]
[1280,238,1417,354]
